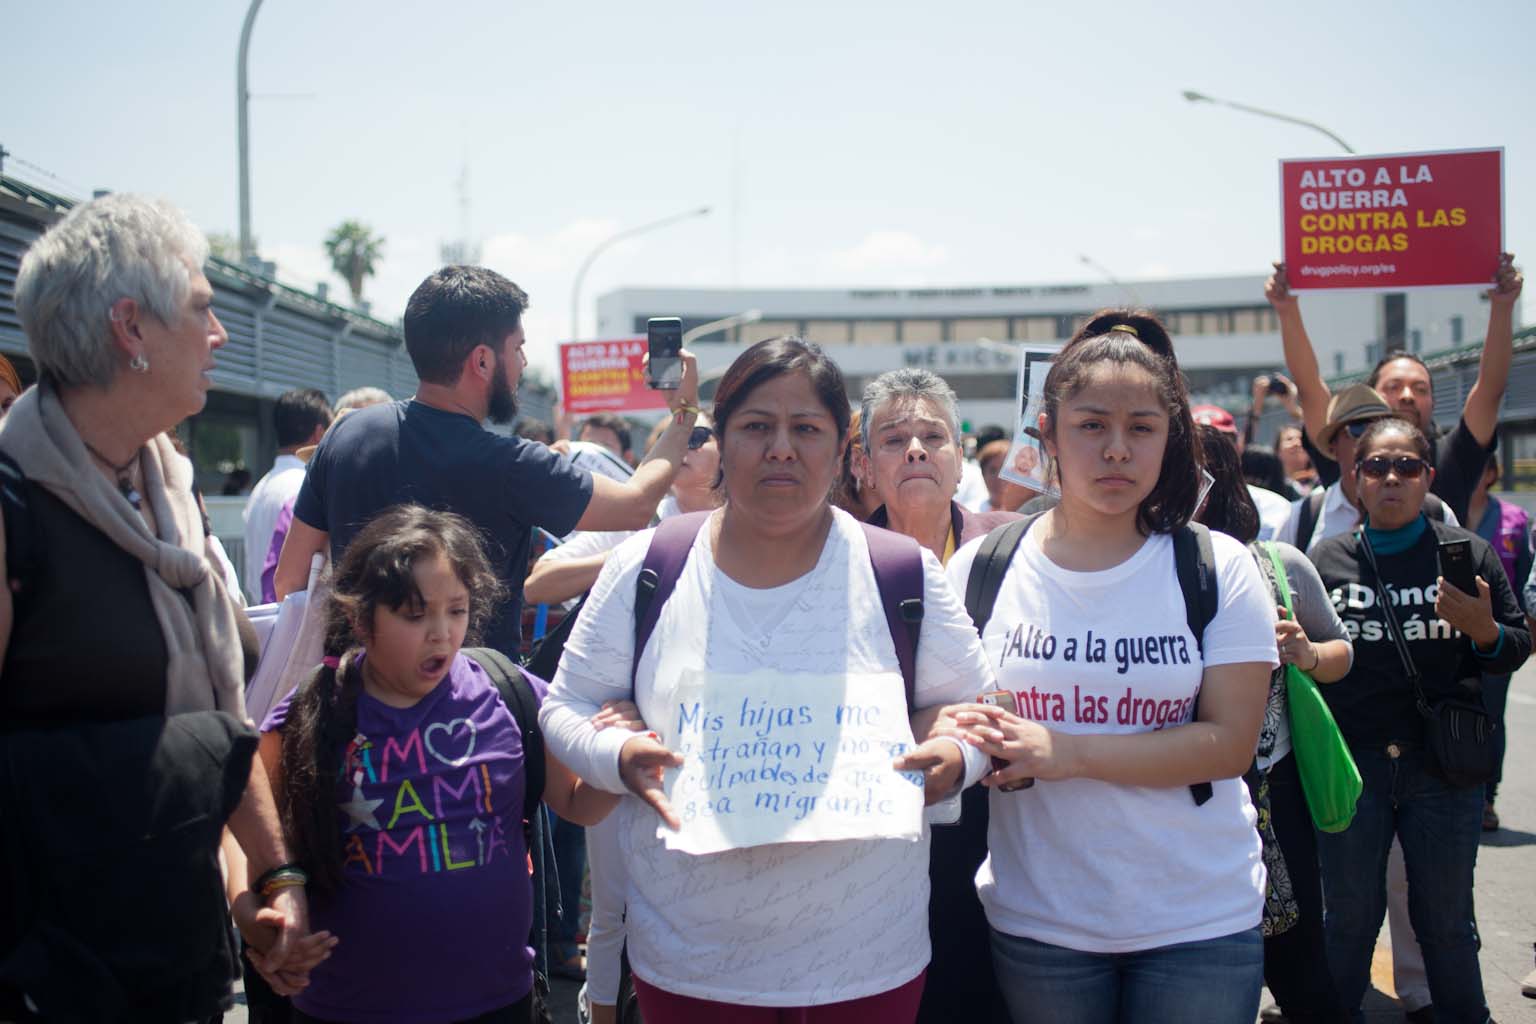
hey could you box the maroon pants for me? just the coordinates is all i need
[632,970,926,1024]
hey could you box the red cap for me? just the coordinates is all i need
[1191,404,1237,435]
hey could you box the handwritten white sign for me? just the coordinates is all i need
[658,669,925,855]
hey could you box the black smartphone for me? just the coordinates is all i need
[1438,539,1478,597]
[646,317,683,390]
[1267,375,1291,396]
[978,690,1035,792]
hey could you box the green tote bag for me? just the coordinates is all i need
[1264,542,1362,833]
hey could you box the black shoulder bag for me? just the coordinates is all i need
[1356,528,1498,789]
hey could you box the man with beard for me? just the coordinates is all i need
[273,265,698,657]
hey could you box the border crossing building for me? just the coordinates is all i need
[597,278,1504,429]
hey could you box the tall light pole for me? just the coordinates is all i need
[1079,254,1142,307]
[1181,90,1354,154]
[682,308,762,346]
[237,0,264,266]
[1179,92,1407,350]
[569,206,711,342]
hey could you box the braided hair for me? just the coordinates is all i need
[275,504,504,897]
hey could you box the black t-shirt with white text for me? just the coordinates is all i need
[294,400,593,655]
[1309,519,1529,748]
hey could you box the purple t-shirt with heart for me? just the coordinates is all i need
[263,652,543,1023]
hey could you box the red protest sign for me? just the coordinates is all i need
[1280,148,1503,290]
[559,339,667,415]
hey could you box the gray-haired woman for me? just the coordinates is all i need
[0,194,331,1020]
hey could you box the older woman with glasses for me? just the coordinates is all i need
[1308,416,1530,1024]
[859,369,1019,564]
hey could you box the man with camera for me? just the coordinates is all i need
[273,265,698,658]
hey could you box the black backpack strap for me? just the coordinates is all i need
[1295,488,1325,551]
[462,647,546,814]
[1422,492,1447,522]
[1173,523,1220,806]
[632,511,712,693]
[859,523,925,710]
[461,645,556,990]
[523,592,586,683]
[963,513,1041,636]
[1173,523,1218,660]
[0,451,35,600]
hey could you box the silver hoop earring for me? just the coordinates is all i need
[129,354,150,373]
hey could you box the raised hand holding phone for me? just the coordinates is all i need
[646,317,683,390]
[1434,540,1500,648]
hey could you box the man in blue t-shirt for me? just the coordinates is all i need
[274,265,700,656]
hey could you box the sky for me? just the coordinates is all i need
[3,0,1532,374]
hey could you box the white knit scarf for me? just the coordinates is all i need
[0,381,246,717]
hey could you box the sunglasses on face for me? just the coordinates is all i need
[1355,455,1427,480]
[687,425,714,450]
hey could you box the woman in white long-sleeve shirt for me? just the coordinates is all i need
[539,337,992,1024]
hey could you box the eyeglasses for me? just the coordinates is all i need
[687,425,713,450]
[1355,455,1427,480]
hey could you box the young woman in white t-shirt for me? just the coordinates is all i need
[944,311,1280,1024]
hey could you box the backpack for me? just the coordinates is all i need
[459,648,555,1024]
[961,512,1220,805]
[629,510,927,704]
[1294,486,1446,551]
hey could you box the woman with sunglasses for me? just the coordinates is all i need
[1308,417,1529,1024]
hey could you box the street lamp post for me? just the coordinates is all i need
[1181,90,1355,154]
[569,206,711,343]
[1079,254,1142,306]
[1180,91,1409,352]
[682,308,762,346]
[237,0,264,266]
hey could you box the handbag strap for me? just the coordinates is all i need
[1355,527,1432,717]
[1262,542,1295,620]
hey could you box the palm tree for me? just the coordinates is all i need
[324,220,385,306]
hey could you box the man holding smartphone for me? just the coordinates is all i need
[273,266,701,659]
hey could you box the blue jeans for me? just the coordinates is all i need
[1481,673,1509,803]
[990,927,1263,1024]
[1316,745,1487,1024]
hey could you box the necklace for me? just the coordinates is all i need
[81,439,142,509]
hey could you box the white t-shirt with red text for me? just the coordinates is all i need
[945,526,1278,953]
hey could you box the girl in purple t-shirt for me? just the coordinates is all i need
[260,505,624,1024]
